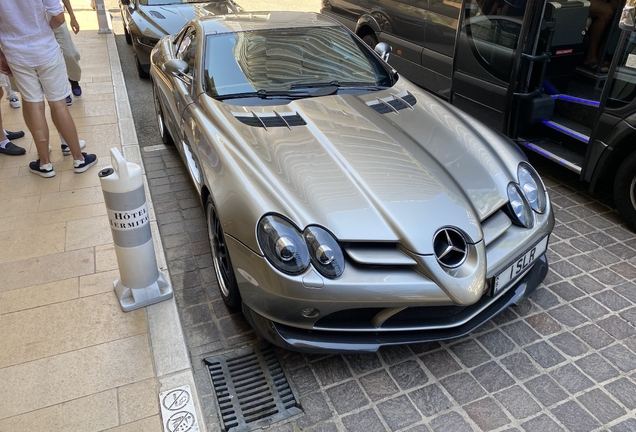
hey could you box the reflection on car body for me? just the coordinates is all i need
[150,11,554,353]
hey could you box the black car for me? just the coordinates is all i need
[119,0,240,78]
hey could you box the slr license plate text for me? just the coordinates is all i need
[493,236,548,296]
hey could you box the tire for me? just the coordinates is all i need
[613,151,636,232]
[206,197,242,310]
[362,33,378,49]
[124,24,132,45]
[153,84,174,145]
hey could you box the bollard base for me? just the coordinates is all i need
[114,270,173,312]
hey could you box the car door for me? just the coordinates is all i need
[172,26,204,192]
[451,0,541,132]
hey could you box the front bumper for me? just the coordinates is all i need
[243,255,548,353]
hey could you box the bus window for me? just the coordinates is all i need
[605,32,636,109]
[463,0,524,82]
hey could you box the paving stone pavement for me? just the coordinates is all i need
[140,144,636,431]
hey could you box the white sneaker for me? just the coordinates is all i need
[61,139,86,155]
[9,97,20,108]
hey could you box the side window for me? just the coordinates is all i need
[176,28,198,75]
[463,0,524,81]
[606,34,636,109]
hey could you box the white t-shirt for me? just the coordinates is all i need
[0,0,65,67]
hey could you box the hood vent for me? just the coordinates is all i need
[232,111,306,130]
[149,10,166,19]
[367,92,416,114]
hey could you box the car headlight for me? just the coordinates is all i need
[518,163,547,213]
[507,183,533,228]
[304,226,345,278]
[257,215,310,275]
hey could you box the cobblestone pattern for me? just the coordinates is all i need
[142,147,636,432]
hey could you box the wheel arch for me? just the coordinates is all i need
[200,184,211,212]
[590,122,636,194]
[355,14,382,38]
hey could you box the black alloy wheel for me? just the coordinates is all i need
[206,197,241,310]
[153,84,174,145]
[372,12,393,32]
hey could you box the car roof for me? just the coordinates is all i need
[198,11,340,35]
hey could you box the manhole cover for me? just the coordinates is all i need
[205,344,301,432]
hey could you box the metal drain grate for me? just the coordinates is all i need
[205,344,301,432]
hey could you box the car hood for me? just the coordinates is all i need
[213,84,522,255]
[138,3,232,35]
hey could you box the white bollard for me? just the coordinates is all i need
[99,148,172,312]
[93,0,112,34]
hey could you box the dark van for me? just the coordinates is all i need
[323,0,636,231]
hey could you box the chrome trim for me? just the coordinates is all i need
[481,211,512,246]
[433,227,468,268]
[344,245,418,265]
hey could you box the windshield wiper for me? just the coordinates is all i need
[216,86,339,101]
[291,81,388,91]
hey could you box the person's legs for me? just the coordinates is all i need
[38,52,96,172]
[0,88,8,142]
[48,98,83,160]
[0,87,5,136]
[53,25,82,96]
[0,87,26,156]
[584,0,616,68]
[9,61,53,162]
[22,100,51,164]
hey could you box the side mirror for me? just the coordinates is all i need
[163,58,190,77]
[374,42,392,62]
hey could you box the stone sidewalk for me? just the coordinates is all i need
[0,2,202,431]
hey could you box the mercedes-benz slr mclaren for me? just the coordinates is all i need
[150,11,554,352]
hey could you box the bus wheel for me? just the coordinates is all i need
[362,33,378,49]
[614,152,636,232]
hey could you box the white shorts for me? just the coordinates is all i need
[8,50,70,103]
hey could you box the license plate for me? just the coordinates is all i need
[493,236,549,296]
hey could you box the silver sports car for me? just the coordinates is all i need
[150,11,554,353]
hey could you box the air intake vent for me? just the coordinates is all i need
[149,11,165,19]
[233,111,306,129]
[205,344,301,432]
[367,92,416,114]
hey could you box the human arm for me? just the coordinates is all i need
[43,0,66,29]
[62,0,80,34]
[49,13,66,29]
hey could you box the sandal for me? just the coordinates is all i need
[601,59,611,74]
[582,61,609,74]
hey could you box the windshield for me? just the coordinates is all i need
[203,26,393,99]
